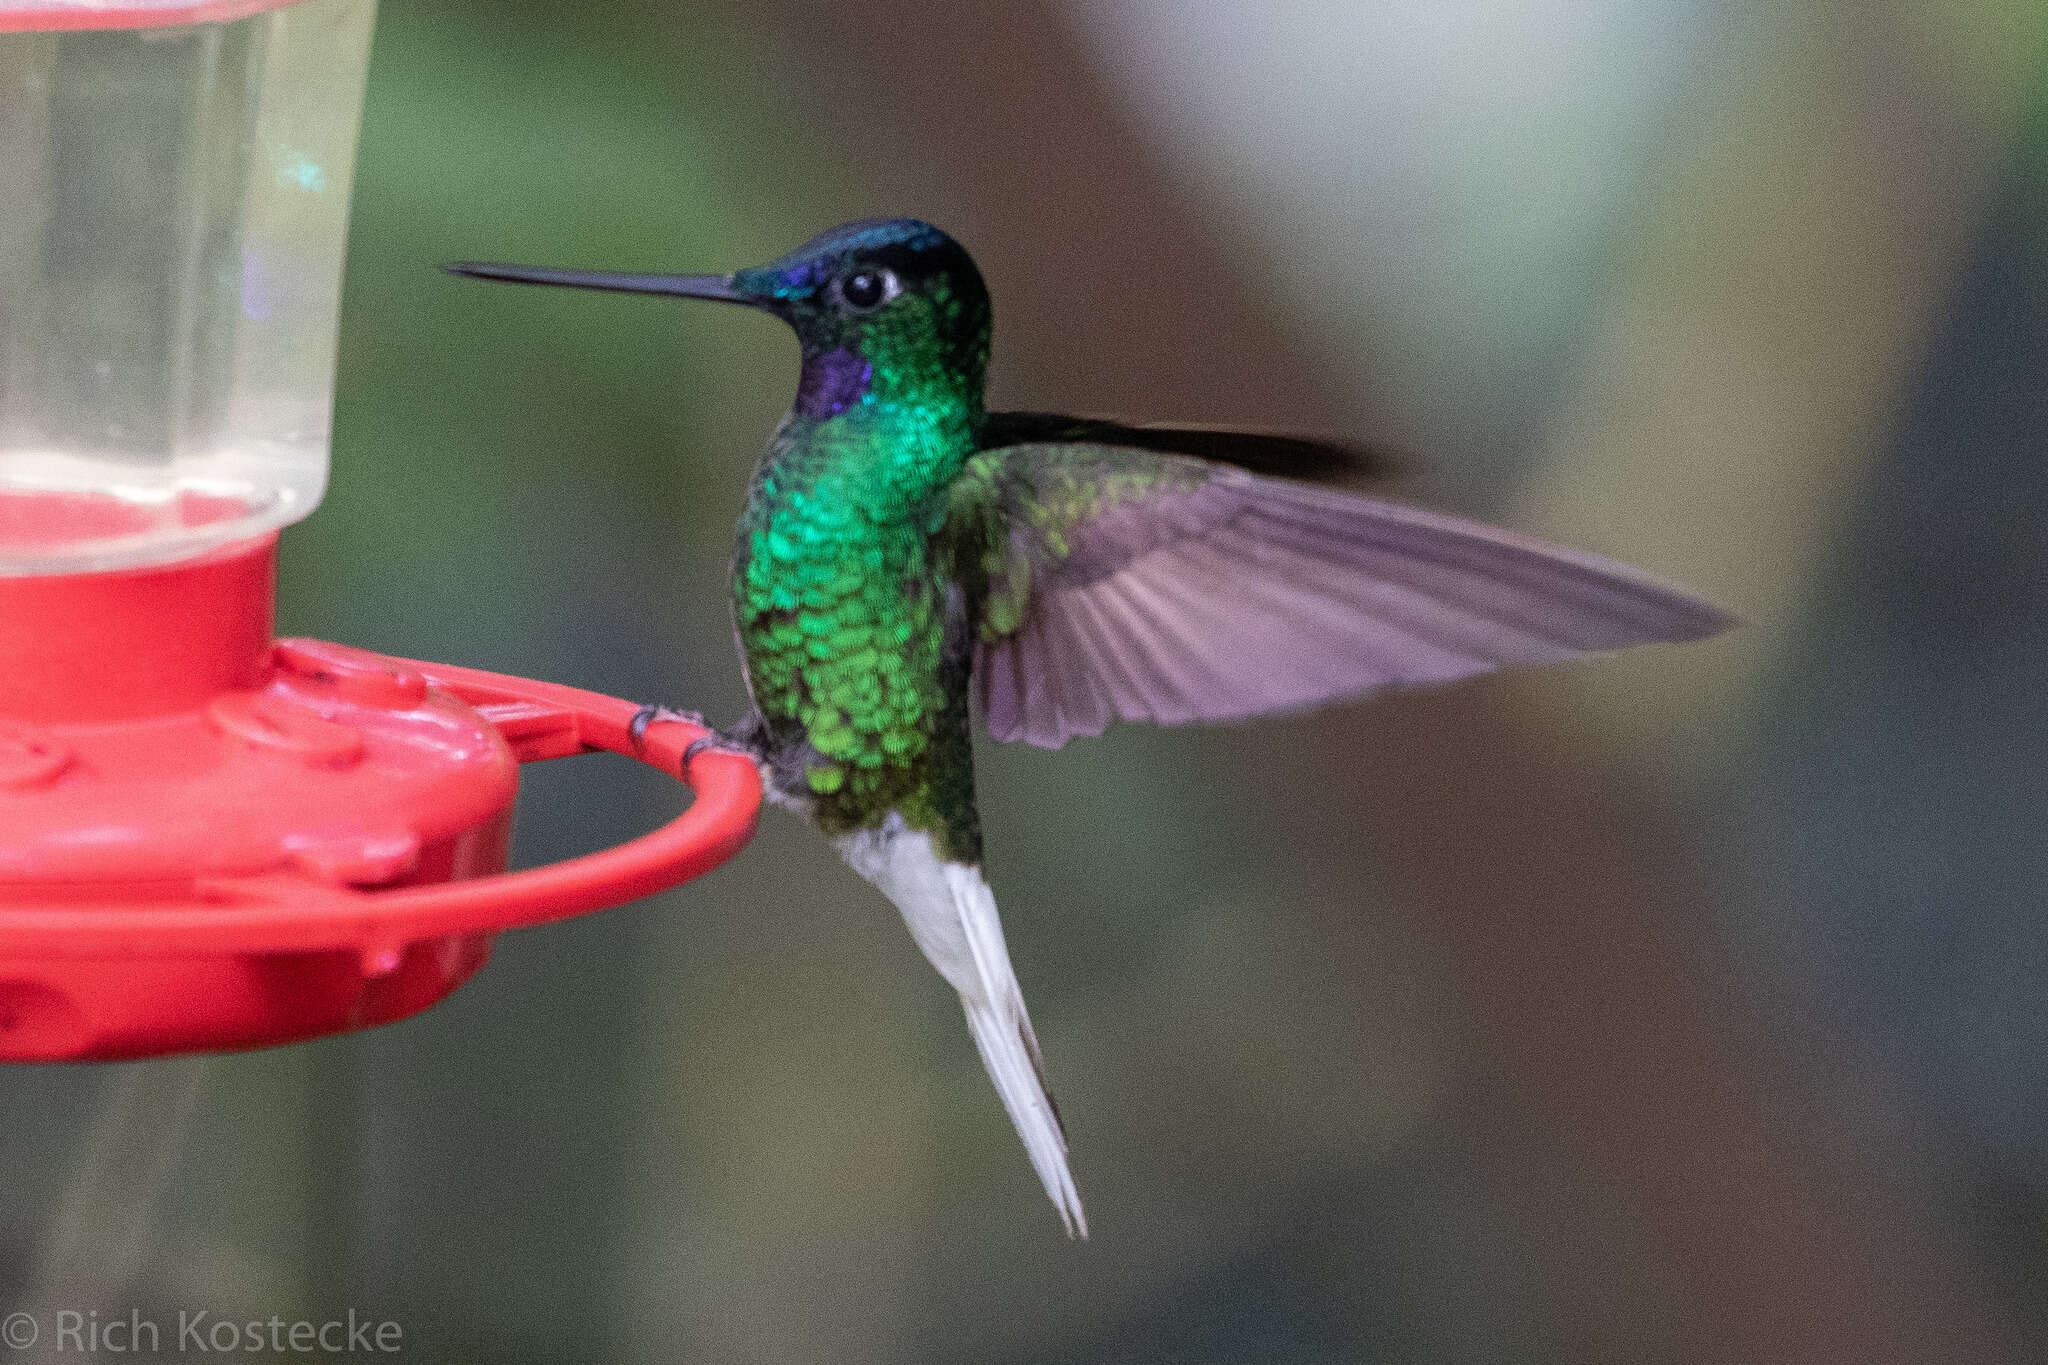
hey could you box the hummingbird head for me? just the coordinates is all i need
[447,217,992,420]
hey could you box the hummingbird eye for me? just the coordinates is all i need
[837,268,897,312]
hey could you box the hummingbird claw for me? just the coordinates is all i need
[681,731,760,772]
[628,703,706,752]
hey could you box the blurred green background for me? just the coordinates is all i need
[8,0,2048,1360]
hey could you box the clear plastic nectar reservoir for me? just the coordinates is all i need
[0,0,375,573]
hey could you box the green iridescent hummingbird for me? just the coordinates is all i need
[449,219,1730,1236]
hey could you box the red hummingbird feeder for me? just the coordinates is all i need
[0,0,759,1062]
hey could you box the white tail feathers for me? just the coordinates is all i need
[836,817,1087,1237]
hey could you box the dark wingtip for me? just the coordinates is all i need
[981,411,1402,486]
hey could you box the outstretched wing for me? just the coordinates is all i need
[946,441,1732,750]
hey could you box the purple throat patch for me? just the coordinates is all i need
[796,348,874,418]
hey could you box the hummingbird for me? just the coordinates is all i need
[448,218,1731,1237]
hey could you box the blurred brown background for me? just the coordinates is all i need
[6,1,2048,1361]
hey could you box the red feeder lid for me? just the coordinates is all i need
[0,533,761,1060]
[0,0,309,33]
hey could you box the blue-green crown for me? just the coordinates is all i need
[733,218,974,307]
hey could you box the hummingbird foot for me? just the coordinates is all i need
[628,704,707,752]
[630,705,765,778]
[681,730,759,771]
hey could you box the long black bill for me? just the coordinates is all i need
[442,262,747,303]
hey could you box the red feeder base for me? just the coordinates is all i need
[0,535,760,1061]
